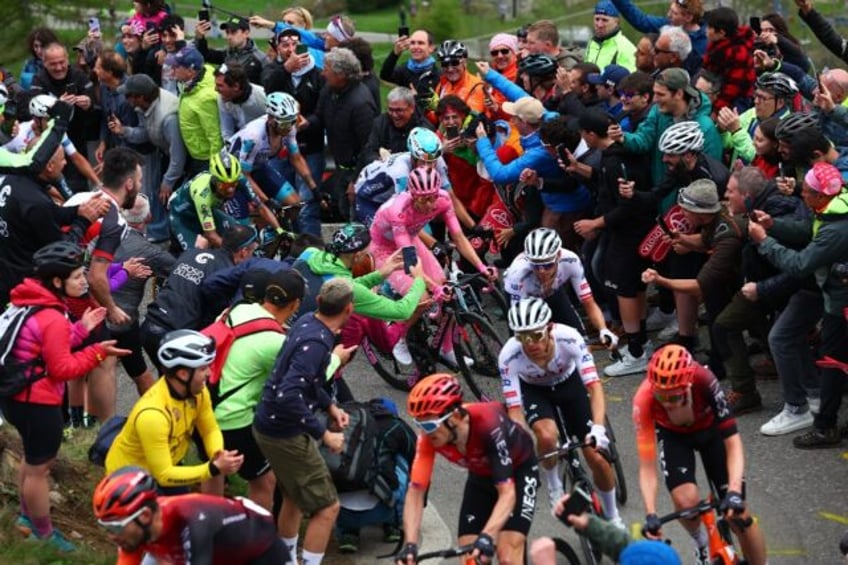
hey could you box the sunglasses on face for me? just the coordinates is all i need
[516,328,548,344]
[530,261,556,271]
[414,411,454,434]
[441,59,462,67]
[654,390,687,403]
[618,91,636,99]
[413,194,438,204]
[490,48,511,57]
[97,508,146,535]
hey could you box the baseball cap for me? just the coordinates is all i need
[656,67,699,98]
[502,96,545,125]
[220,16,249,31]
[804,162,844,196]
[586,64,630,88]
[595,0,620,17]
[677,179,721,214]
[173,46,204,70]
[222,225,258,252]
[240,268,272,303]
[264,270,306,307]
[118,73,158,97]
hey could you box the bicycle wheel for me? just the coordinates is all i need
[604,415,628,505]
[453,312,505,402]
[552,537,581,565]
[361,320,434,392]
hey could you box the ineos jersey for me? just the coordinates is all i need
[116,494,287,565]
[503,251,593,302]
[498,324,600,409]
[145,247,234,330]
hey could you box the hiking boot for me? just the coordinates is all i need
[604,348,649,377]
[646,308,676,331]
[15,514,33,537]
[760,406,814,436]
[392,338,413,366]
[693,545,710,565]
[793,427,841,449]
[726,390,763,415]
[338,531,359,554]
[383,523,402,543]
[29,528,76,552]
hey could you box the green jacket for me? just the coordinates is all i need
[720,107,790,165]
[582,515,631,560]
[301,247,426,320]
[759,191,848,315]
[178,65,223,160]
[584,29,637,71]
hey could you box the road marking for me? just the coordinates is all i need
[819,511,848,525]
[606,394,624,403]
[766,549,807,556]
[841,451,848,460]
[630,522,643,540]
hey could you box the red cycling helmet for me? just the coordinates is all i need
[93,466,158,522]
[407,373,463,419]
[648,345,695,390]
[407,167,442,198]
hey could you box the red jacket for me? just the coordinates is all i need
[703,26,756,112]
[9,278,105,405]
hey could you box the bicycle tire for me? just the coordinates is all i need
[564,475,604,565]
[604,415,628,505]
[552,537,581,565]
[360,337,416,391]
[453,311,505,402]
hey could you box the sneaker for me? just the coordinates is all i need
[646,308,676,332]
[760,406,814,436]
[694,545,710,565]
[548,484,565,511]
[657,319,680,342]
[726,390,763,415]
[338,531,359,554]
[793,427,841,449]
[15,514,33,537]
[609,515,626,531]
[604,348,649,377]
[392,338,413,366]
[29,529,76,552]
[383,523,402,543]
[808,397,821,415]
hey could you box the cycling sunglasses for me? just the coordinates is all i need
[97,507,146,534]
[441,58,463,68]
[516,328,548,344]
[490,48,511,57]
[414,411,454,434]
[654,390,687,404]
[530,261,557,271]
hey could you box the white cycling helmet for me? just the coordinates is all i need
[29,94,58,119]
[0,84,8,107]
[524,228,561,263]
[157,330,216,369]
[658,121,704,155]
[266,92,299,124]
[508,297,552,333]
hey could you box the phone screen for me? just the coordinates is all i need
[558,486,592,525]
[556,144,570,165]
[445,125,460,139]
[88,17,100,33]
[295,43,309,55]
[749,16,761,35]
[402,246,418,275]
[198,9,210,22]
[619,162,628,181]
[398,26,410,37]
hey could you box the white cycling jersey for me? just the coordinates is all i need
[498,323,599,409]
[227,115,298,173]
[503,251,593,302]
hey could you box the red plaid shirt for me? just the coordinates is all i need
[702,26,756,112]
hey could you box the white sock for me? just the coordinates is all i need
[301,549,324,565]
[540,465,562,492]
[597,488,619,520]
[690,524,708,549]
[281,535,299,558]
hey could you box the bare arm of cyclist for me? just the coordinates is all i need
[448,189,475,229]
[401,483,426,546]
[289,152,318,190]
[723,433,745,496]
[586,382,606,429]
[256,201,282,231]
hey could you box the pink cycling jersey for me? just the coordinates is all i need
[370,190,462,294]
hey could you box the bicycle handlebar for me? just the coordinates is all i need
[537,437,597,462]
[642,499,754,537]
[414,544,475,562]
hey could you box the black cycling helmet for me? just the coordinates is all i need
[328,223,371,255]
[437,40,468,61]
[755,72,798,100]
[518,53,558,77]
[33,241,84,279]
[775,112,819,140]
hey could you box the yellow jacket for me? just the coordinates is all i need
[105,378,224,487]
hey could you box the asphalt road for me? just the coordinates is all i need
[117,296,848,564]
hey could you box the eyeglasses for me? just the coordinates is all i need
[530,261,557,271]
[97,507,146,534]
[441,59,462,67]
[413,411,454,434]
[753,93,775,102]
[618,91,636,99]
[654,390,687,403]
[490,48,512,57]
[516,328,548,344]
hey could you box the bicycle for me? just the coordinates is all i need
[361,273,504,401]
[641,497,753,565]
[256,202,302,260]
[413,544,473,562]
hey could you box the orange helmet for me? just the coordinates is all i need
[93,466,157,522]
[647,345,695,390]
[407,373,463,419]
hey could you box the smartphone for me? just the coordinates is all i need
[556,143,571,165]
[402,246,418,275]
[749,16,761,35]
[656,214,673,237]
[88,17,100,33]
[620,162,629,181]
[65,84,77,95]
[198,9,210,22]
[146,21,156,32]
[445,125,460,139]
[557,486,592,526]
[743,197,758,222]
[295,43,309,55]
[778,162,785,179]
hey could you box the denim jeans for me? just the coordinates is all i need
[142,152,172,242]
[269,153,324,236]
[768,289,822,408]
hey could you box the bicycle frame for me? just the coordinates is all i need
[648,497,743,565]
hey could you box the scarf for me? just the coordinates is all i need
[407,56,436,74]
[292,55,316,87]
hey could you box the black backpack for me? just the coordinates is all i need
[0,305,56,398]
[317,401,380,492]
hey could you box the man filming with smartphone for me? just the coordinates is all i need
[195,15,267,84]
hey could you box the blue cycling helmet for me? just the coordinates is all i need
[407,127,443,163]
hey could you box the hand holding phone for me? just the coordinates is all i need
[398,26,410,38]
[88,17,100,33]
[295,43,309,56]
[402,246,418,275]
[445,125,460,140]
[556,486,592,526]
[749,16,761,35]
[198,9,210,22]
[656,214,674,237]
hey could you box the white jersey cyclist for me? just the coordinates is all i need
[228,114,299,173]
[503,251,593,303]
[499,323,599,410]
